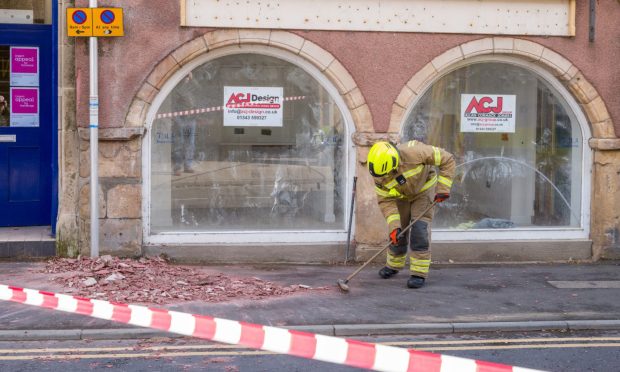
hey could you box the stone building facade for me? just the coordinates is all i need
[51,0,620,263]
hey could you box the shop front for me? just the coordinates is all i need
[60,1,619,262]
[0,1,57,237]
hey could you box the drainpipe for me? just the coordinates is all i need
[589,0,596,42]
[89,0,99,257]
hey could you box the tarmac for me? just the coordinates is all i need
[1,260,620,341]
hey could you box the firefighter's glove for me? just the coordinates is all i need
[389,228,405,246]
[434,193,450,203]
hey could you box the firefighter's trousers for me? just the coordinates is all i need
[385,190,434,278]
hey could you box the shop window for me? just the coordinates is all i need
[150,53,346,234]
[403,62,584,231]
[0,0,52,24]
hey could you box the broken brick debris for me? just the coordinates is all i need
[41,256,329,305]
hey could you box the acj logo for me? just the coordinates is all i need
[464,96,504,114]
[227,93,251,105]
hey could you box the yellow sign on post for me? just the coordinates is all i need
[67,8,93,37]
[93,8,124,37]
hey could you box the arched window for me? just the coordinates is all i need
[145,49,352,244]
[402,57,591,240]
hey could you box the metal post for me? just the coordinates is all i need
[89,0,99,257]
[589,0,596,42]
[344,177,357,264]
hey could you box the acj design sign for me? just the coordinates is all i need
[223,86,284,127]
[460,94,516,133]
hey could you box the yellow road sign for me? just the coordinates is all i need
[67,8,93,37]
[93,8,124,37]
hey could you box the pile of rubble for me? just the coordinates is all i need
[41,255,326,305]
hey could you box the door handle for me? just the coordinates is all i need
[0,135,16,142]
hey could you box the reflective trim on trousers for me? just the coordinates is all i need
[386,251,406,269]
[410,258,430,275]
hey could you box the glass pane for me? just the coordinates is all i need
[403,62,582,230]
[151,54,346,233]
[0,0,51,24]
[0,46,40,127]
[0,46,7,126]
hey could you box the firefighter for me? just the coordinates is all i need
[367,140,455,288]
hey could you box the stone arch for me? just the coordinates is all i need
[389,37,615,139]
[124,29,371,133]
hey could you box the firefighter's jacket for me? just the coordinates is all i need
[373,140,456,232]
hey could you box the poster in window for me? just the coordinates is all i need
[10,47,39,87]
[223,86,283,127]
[460,94,516,133]
[10,87,39,127]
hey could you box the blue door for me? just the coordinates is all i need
[0,25,53,227]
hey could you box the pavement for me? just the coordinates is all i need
[1,260,620,341]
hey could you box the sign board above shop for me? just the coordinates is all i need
[67,8,124,37]
[181,0,575,36]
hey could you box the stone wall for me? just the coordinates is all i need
[590,140,620,259]
[56,0,79,257]
[58,2,144,258]
[75,130,144,257]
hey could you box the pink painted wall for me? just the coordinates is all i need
[75,0,620,136]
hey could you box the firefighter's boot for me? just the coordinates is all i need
[407,275,425,288]
[378,266,399,279]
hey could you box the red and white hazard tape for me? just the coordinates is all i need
[0,284,542,372]
[156,96,306,119]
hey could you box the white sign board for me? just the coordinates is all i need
[184,0,574,36]
[223,86,283,127]
[0,9,34,24]
[460,94,516,133]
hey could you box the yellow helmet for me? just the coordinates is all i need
[367,142,399,177]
